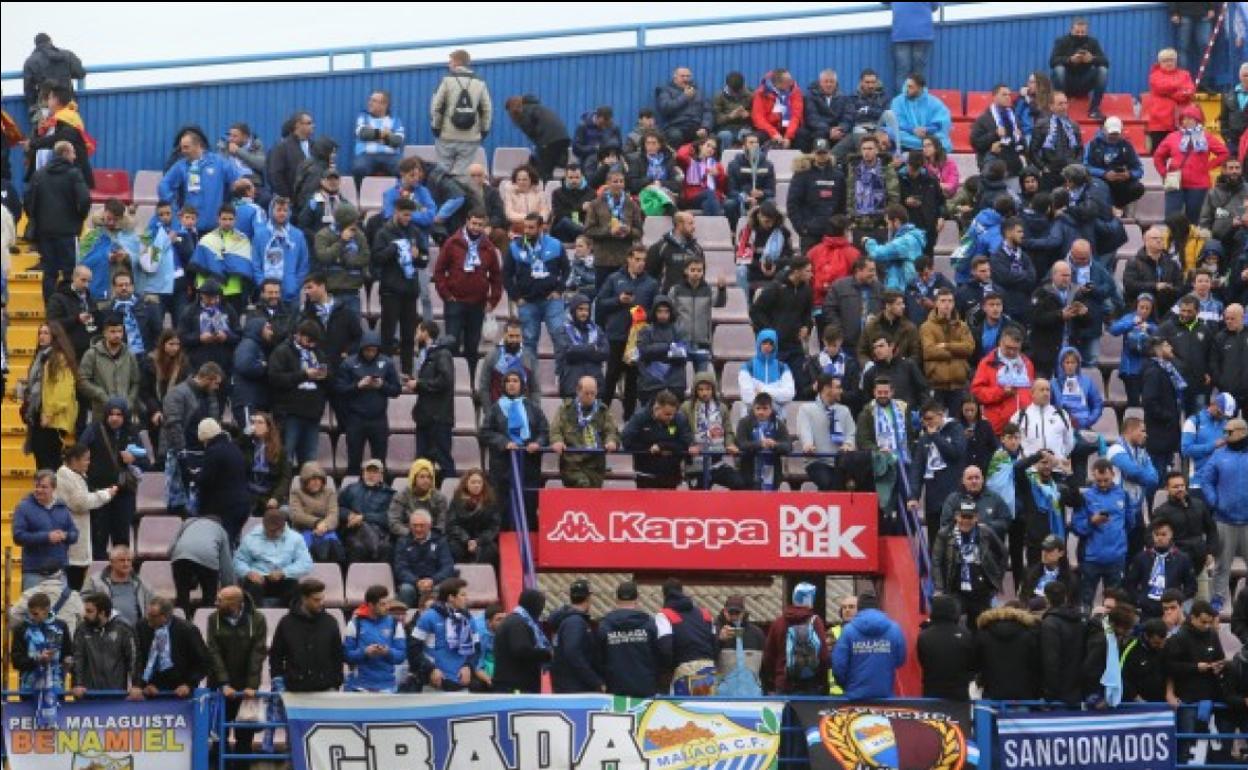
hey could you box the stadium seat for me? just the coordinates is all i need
[643,216,673,245]
[1135,190,1165,224]
[457,563,499,607]
[309,563,346,607]
[132,170,162,206]
[91,169,132,204]
[536,358,559,396]
[137,472,167,516]
[1099,332,1122,369]
[138,560,177,597]
[696,216,734,250]
[1105,370,1128,408]
[133,204,155,229]
[951,153,978,181]
[315,433,337,474]
[454,396,477,435]
[404,145,438,164]
[774,182,790,212]
[452,436,483,471]
[965,91,996,116]
[1099,94,1135,121]
[712,324,758,361]
[1090,407,1120,442]
[346,563,395,606]
[454,358,473,396]
[259,608,287,643]
[720,361,744,401]
[950,121,973,154]
[721,149,742,167]
[339,177,359,207]
[135,516,182,560]
[358,177,392,213]
[768,149,801,183]
[388,394,418,433]
[193,608,213,638]
[241,517,263,541]
[713,288,750,324]
[928,89,963,118]
[1123,122,1150,156]
[492,148,531,183]
[386,439,418,476]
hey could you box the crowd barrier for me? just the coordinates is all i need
[1,690,1239,770]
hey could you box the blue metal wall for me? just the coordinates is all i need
[1,4,1172,179]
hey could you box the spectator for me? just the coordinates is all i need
[1199,417,1248,612]
[971,326,1035,435]
[1085,117,1146,210]
[79,540,152,630]
[312,203,370,314]
[160,363,224,515]
[681,372,745,491]
[1170,3,1217,83]
[22,33,84,115]
[77,316,139,425]
[429,161,476,241]
[1108,294,1159,408]
[500,166,550,233]
[1048,17,1110,120]
[405,321,457,476]
[550,375,620,489]
[351,90,404,186]
[623,108,657,155]
[411,578,480,692]
[888,2,939,92]
[1073,459,1132,609]
[739,328,797,409]
[625,131,682,201]
[204,586,265,754]
[334,332,400,475]
[13,471,77,591]
[251,196,309,306]
[597,246,659,419]
[1201,158,1246,246]
[737,203,796,304]
[493,588,552,694]
[505,213,569,357]
[236,412,291,522]
[178,279,240,386]
[549,164,596,243]
[1124,619,1171,702]
[1018,533,1078,601]
[923,135,960,200]
[760,582,828,694]
[268,320,328,468]
[504,95,570,182]
[217,122,266,185]
[751,69,803,149]
[268,111,315,200]
[597,581,661,697]
[160,127,240,224]
[1012,379,1076,478]
[445,470,500,565]
[293,136,338,214]
[1140,336,1185,475]
[713,72,754,151]
[24,140,89,300]
[548,580,604,693]
[1029,92,1084,191]
[653,578,717,695]
[229,318,275,429]
[674,137,728,216]
[939,464,1011,540]
[433,209,505,378]
[975,602,1041,700]
[294,168,344,245]
[1125,227,1185,318]
[1126,518,1197,619]
[957,397,998,476]
[136,596,209,698]
[787,139,847,253]
[573,106,623,174]
[898,152,945,256]
[646,211,704,294]
[891,73,952,153]
[1221,62,1248,159]
[1164,600,1226,762]
[860,288,922,362]
[394,510,455,607]
[169,514,234,616]
[1053,348,1104,454]
[289,462,344,564]
[55,442,114,589]
[10,591,71,698]
[430,50,492,181]
[1037,581,1086,707]
[917,594,975,701]
[470,604,506,691]
[833,69,894,161]
[735,393,792,491]
[715,595,765,686]
[909,401,969,545]
[337,460,395,563]
[479,371,548,530]
[1155,105,1230,221]
[342,584,406,693]
[387,459,449,539]
[581,167,643,290]
[552,295,609,399]
[1160,293,1214,415]
[985,219,1036,331]
[920,288,973,412]
[633,294,689,403]
[798,373,857,491]
[476,319,537,408]
[43,269,96,370]
[1213,303,1248,409]
[233,507,313,609]
[971,84,1028,177]
[656,67,713,148]
[71,592,141,698]
[808,218,860,327]
[78,200,140,303]
[847,137,901,239]
[800,69,852,154]
[269,578,344,692]
[106,272,160,359]
[831,593,906,699]
[932,496,1008,628]
[822,257,883,353]
[26,84,93,188]
[1154,471,1218,597]
[623,390,695,490]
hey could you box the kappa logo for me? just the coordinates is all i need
[548,510,605,543]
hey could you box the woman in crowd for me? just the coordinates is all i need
[446,469,502,566]
[237,411,292,520]
[138,329,190,467]
[22,322,78,471]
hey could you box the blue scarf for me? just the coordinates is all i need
[263,226,289,281]
[396,237,417,280]
[761,229,785,265]
[513,605,549,650]
[1179,125,1209,153]
[753,418,780,489]
[23,619,64,727]
[494,347,527,386]
[872,401,907,459]
[1100,618,1124,707]
[694,400,725,451]
[854,160,886,215]
[575,400,601,448]
[315,299,334,327]
[500,396,530,444]
[646,153,668,181]
[955,526,978,592]
[113,298,145,355]
[1029,472,1065,541]
[1147,548,1169,601]
[1034,565,1060,596]
[563,319,599,347]
[143,622,175,682]
[296,341,320,391]
[685,156,719,191]
[198,305,229,336]
[763,78,793,127]
[825,401,845,446]
[993,104,1020,143]
[442,604,478,657]
[818,350,846,378]
[605,191,626,220]
[463,230,484,271]
[249,441,271,494]
[1153,356,1187,403]
[1042,114,1078,151]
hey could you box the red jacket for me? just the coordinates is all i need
[762,606,830,694]
[751,76,804,142]
[675,143,728,205]
[1146,64,1195,133]
[1153,129,1230,191]
[970,348,1035,435]
[807,235,859,308]
[431,228,504,307]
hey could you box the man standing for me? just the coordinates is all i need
[583,167,644,289]
[1125,519,1196,619]
[205,586,266,754]
[24,140,90,300]
[77,314,140,423]
[22,33,85,117]
[597,247,660,419]
[889,2,939,93]
[160,127,240,223]
[268,112,315,200]
[920,288,973,412]
[971,327,1034,435]
[406,321,457,477]
[1048,17,1110,121]
[831,593,906,699]
[798,374,856,491]
[433,209,505,379]
[268,321,329,468]
[549,580,605,693]
[71,592,142,698]
[1154,472,1218,602]
[106,272,161,357]
[1030,92,1085,191]
[160,363,224,515]
[655,579,718,696]
[1140,336,1185,474]
[1214,305,1248,409]
[334,332,401,476]
[1072,459,1131,610]
[1160,294,1214,416]
[371,198,426,372]
[550,376,620,489]
[596,581,660,697]
[493,589,552,694]
[787,139,847,253]
[931,498,1008,629]
[251,196,310,306]
[909,401,969,546]
[822,257,882,353]
[750,257,815,395]
[11,592,72,697]
[762,582,830,695]
[1198,417,1248,613]
[136,596,210,698]
[646,212,704,294]
[505,214,569,358]
[1012,379,1075,472]
[623,391,696,490]
[269,578,344,693]
[430,50,492,182]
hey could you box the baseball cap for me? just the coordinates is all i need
[813,138,831,153]
[362,459,385,472]
[197,279,223,296]
[724,594,746,611]
[616,581,638,601]
[1041,534,1064,551]
[956,497,978,517]
[1213,393,1238,418]
[1103,116,1123,134]
[570,579,592,603]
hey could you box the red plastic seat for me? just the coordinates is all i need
[928,89,964,118]
[965,91,997,117]
[90,169,132,204]
[950,120,973,154]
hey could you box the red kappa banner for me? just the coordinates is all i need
[538,490,879,572]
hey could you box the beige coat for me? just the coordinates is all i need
[55,465,113,566]
[430,67,493,142]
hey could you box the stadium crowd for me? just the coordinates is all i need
[5,3,1248,762]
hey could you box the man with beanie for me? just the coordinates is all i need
[917,594,975,701]
[597,581,661,697]
[763,582,830,694]
[655,578,718,695]
[549,580,604,693]
[195,418,250,543]
[931,497,1008,628]
[493,588,552,693]
[831,593,906,699]
[1198,417,1248,613]
[312,203,370,314]
[178,279,240,380]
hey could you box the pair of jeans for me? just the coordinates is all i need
[416,423,455,478]
[351,153,400,189]
[892,41,932,93]
[1175,16,1214,81]
[379,292,419,373]
[1164,188,1208,223]
[686,189,724,216]
[517,297,565,358]
[90,494,134,560]
[1079,560,1124,610]
[442,300,485,376]
[243,576,298,608]
[283,414,321,468]
[550,217,585,243]
[38,237,78,301]
[1051,65,1109,112]
[343,417,389,475]
[172,558,219,616]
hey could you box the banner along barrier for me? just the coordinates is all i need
[789,699,977,770]
[283,693,784,770]
[538,489,880,572]
[995,706,1176,770]
[3,697,195,770]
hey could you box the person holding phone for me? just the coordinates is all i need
[268,320,330,468]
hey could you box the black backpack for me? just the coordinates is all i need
[450,77,478,131]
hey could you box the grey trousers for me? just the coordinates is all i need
[1213,521,1248,604]
[436,139,480,182]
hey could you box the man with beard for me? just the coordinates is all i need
[72,592,141,697]
[1199,157,1245,248]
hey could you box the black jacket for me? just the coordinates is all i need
[26,118,94,188]
[479,398,550,472]
[198,433,250,529]
[1018,559,1079,603]
[24,156,90,239]
[333,343,401,422]
[177,300,240,373]
[551,183,596,230]
[371,219,427,298]
[136,616,210,691]
[622,411,694,484]
[72,615,140,691]
[597,607,661,697]
[916,610,975,701]
[269,603,344,692]
[413,337,456,426]
[22,41,85,104]
[803,83,853,137]
[268,338,328,421]
[646,232,706,294]
[510,95,570,150]
[1123,251,1184,318]
[1154,495,1219,569]
[493,612,553,693]
[931,522,1006,597]
[750,275,814,351]
[1039,605,1086,706]
[1163,622,1226,703]
[46,281,101,360]
[11,618,72,680]
[1030,282,1095,374]
[1122,635,1168,702]
[1048,34,1109,69]
[268,132,310,200]
[1125,547,1197,618]
[786,159,846,238]
[1140,358,1183,456]
[971,109,1027,175]
[549,605,603,693]
[1212,327,1248,400]
[231,318,274,413]
[656,593,717,670]
[974,606,1041,701]
[1158,318,1214,396]
[299,298,361,373]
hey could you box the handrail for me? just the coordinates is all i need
[0,3,980,84]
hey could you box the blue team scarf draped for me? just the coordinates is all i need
[1029,472,1065,541]
[763,79,793,126]
[396,238,417,280]
[500,396,530,444]
[575,401,601,447]
[494,348,527,387]
[873,401,906,457]
[443,605,478,657]
[1153,356,1188,402]
[563,319,599,347]
[955,526,978,592]
[1179,125,1209,153]
[825,402,844,445]
[1035,565,1060,596]
[646,153,668,180]
[1043,114,1078,151]
[818,350,846,378]
[992,104,1021,142]
[263,226,289,280]
[1147,549,1168,601]
[112,298,145,355]
[761,228,785,265]
[1100,617,1124,707]
[753,418,779,488]
[605,192,626,220]
[854,161,886,214]
[464,231,484,270]
[695,400,724,449]
[24,620,64,728]
[315,299,334,327]
[199,305,229,336]
[512,605,550,649]
[143,622,175,682]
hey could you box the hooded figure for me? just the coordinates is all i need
[79,397,146,559]
[738,329,796,407]
[492,589,552,693]
[635,295,689,399]
[762,582,830,694]
[196,418,250,541]
[387,459,449,536]
[831,595,907,699]
[1052,347,1104,430]
[916,594,975,701]
[313,203,371,298]
[231,317,276,423]
[553,294,608,398]
[890,84,953,152]
[865,223,926,292]
[78,209,141,302]
[975,606,1041,700]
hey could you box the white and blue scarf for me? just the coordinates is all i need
[1042,114,1078,151]
[500,396,530,444]
[955,526,979,592]
[872,401,906,456]
[23,619,64,728]
[854,160,886,214]
[442,604,478,657]
[1178,124,1209,153]
[112,298,145,355]
[764,78,794,128]
[296,341,320,391]
[575,401,601,448]
[463,231,484,271]
[646,153,668,181]
[513,605,549,650]
[760,228,785,266]
[143,622,175,682]
[263,226,289,281]
[198,305,229,336]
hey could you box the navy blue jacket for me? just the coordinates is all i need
[392,531,455,587]
[549,605,604,693]
[804,83,853,136]
[231,318,274,413]
[504,234,569,303]
[1125,547,1197,618]
[596,268,659,341]
[12,494,78,574]
[655,594,717,669]
[1140,358,1183,456]
[596,608,661,697]
[333,336,401,421]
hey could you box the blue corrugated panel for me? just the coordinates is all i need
[0,5,1174,181]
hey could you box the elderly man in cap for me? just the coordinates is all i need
[931,496,1008,628]
[1199,417,1248,613]
[549,579,604,693]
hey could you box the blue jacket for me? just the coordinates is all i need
[393,531,455,587]
[337,480,395,533]
[596,268,659,341]
[1106,441,1160,524]
[1053,347,1104,429]
[471,614,496,676]
[231,317,274,412]
[380,182,438,225]
[890,1,939,42]
[1197,446,1248,525]
[1072,483,1132,566]
[344,606,407,692]
[1084,132,1144,181]
[159,152,240,216]
[232,525,313,579]
[572,111,623,164]
[333,332,402,420]
[831,608,907,699]
[1182,409,1228,486]
[412,603,479,682]
[890,88,952,151]
[251,219,310,304]
[79,225,141,302]
[233,199,266,241]
[865,224,925,292]
[12,494,78,574]
[549,605,604,693]
[505,234,569,302]
[135,217,181,297]
[1108,312,1157,377]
